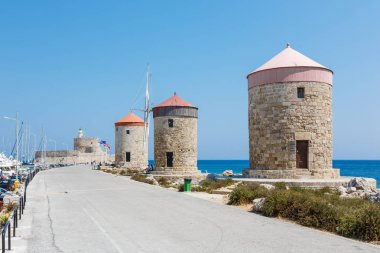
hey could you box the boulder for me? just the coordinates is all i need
[368,193,380,202]
[260,184,275,190]
[253,198,266,212]
[347,178,376,193]
[222,170,234,177]
[337,186,347,195]
[206,174,218,181]
[347,187,357,193]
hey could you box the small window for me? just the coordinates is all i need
[297,87,305,98]
[126,152,131,162]
[168,119,174,128]
[126,130,130,134]
[116,127,118,131]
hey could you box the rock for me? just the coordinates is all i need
[347,187,357,193]
[253,198,266,212]
[337,186,347,195]
[347,178,376,193]
[260,184,275,190]
[207,173,218,180]
[222,170,234,177]
[368,193,380,202]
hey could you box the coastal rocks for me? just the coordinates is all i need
[338,178,378,200]
[206,174,218,181]
[253,198,266,212]
[222,170,234,177]
[337,186,347,195]
[347,187,357,194]
[260,184,275,190]
[368,193,380,202]
[347,178,376,193]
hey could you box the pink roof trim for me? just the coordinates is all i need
[248,46,332,76]
[154,93,194,108]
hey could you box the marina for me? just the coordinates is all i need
[1,1,380,252]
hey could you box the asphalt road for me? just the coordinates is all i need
[15,165,380,253]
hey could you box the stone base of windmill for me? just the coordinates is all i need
[151,167,205,183]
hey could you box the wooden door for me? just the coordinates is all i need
[126,152,131,162]
[166,152,173,167]
[296,141,308,169]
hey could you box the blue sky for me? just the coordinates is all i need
[0,1,379,160]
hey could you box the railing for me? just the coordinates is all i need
[0,168,39,252]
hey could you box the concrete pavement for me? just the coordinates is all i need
[12,165,380,253]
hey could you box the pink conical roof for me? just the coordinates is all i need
[115,113,144,126]
[251,45,331,74]
[154,93,194,108]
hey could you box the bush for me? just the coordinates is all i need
[4,202,16,213]
[228,183,269,205]
[196,178,235,193]
[274,182,287,190]
[337,204,380,241]
[157,177,171,188]
[130,174,154,185]
[0,213,9,226]
[227,183,380,241]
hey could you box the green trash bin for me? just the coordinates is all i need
[184,178,192,192]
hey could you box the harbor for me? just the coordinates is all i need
[1,1,380,252]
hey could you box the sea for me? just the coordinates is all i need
[148,160,380,187]
[198,160,380,187]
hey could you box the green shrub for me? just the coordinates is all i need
[228,184,269,205]
[227,182,380,241]
[178,184,184,192]
[157,177,171,188]
[337,204,380,241]
[4,202,16,213]
[0,213,8,226]
[130,174,154,185]
[196,178,235,193]
[274,182,287,190]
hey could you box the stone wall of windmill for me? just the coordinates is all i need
[114,113,148,169]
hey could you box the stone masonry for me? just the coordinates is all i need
[245,45,339,179]
[246,82,338,179]
[154,116,198,174]
[115,125,148,169]
[152,93,200,175]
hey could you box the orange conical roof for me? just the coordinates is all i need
[115,113,145,126]
[154,93,195,108]
[250,44,331,75]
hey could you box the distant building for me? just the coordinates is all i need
[152,93,200,175]
[35,129,111,165]
[245,44,339,179]
[114,113,148,169]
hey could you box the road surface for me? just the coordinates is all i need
[14,165,380,253]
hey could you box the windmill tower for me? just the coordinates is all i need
[114,67,151,169]
[152,93,200,175]
[114,113,148,168]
